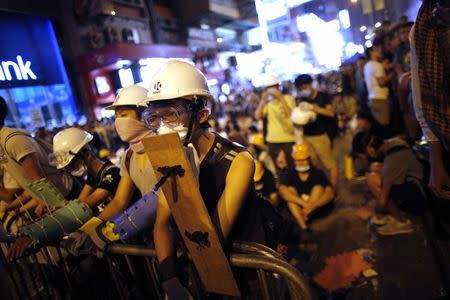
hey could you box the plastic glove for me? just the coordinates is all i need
[64,225,108,258]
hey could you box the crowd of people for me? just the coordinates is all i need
[1,1,449,297]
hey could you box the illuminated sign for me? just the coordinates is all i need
[0,11,70,88]
[0,56,37,81]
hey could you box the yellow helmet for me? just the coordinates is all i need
[292,143,310,161]
[99,148,110,159]
[253,161,265,182]
[250,134,265,148]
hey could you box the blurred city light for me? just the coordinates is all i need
[375,22,382,28]
[365,40,373,47]
[365,34,371,40]
[338,9,351,29]
[360,26,367,32]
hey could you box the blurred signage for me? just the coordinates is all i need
[209,0,240,19]
[0,11,69,88]
[361,0,385,14]
[188,28,217,49]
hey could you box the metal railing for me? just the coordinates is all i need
[1,240,314,300]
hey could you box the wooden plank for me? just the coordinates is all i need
[142,133,240,297]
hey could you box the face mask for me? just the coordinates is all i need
[70,163,87,177]
[158,123,189,142]
[299,89,312,98]
[295,165,310,173]
[115,118,153,152]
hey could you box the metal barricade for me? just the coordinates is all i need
[1,241,314,300]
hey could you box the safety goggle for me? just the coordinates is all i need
[142,105,190,131]
[48,150,79,168]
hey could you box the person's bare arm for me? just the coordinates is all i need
[97,176,135,221]
[313,104,335,118]
[254,93,269,120]
[275,91,293,116]
[19,153,45,181]
[279,185,309,207]
[213,151,254,240]
[0,186,21,203]
[313,186,335,208]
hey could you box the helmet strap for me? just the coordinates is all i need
[183,109,196,147]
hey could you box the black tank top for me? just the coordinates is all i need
[199,133,265,244]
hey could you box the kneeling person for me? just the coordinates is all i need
[279,143,334,230]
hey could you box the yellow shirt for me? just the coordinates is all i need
[263,95,296,143]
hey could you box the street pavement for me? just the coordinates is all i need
[303,132,446,300]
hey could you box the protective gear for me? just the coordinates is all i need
[264,74,279,88]
[157,123,189,141]
[99,148,110,159]
[105,85,148,110]
[70,162,88,177]
[298,89,313,98]
[292,143,310,161]
[79,216,103,233]
[145,59,212,103]
[254,161,265,182]
[65,230,105,257]
[109,191,158,240]
[291,106,316,126]
[249,134,265,148]
[114,117,153,152]
[20,200,92,247]
[295,165,311,173]
[27,178,66,207]
[50,128,93,169]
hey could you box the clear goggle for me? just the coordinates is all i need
[142,105,190,132]
[48,151,75,168]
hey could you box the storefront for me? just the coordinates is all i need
[0,11,78,130]
[76,43,193,119]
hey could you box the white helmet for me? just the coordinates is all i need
[145,59,212,103]
[50,128,93,169]
[291,106,317,126]
[264,74,279,88]
[105,85,149,110]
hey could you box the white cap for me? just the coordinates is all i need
[105,85,149,110]
[144,59,212,103]
[50,128,93,169]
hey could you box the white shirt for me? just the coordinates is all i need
[364,61,389,100]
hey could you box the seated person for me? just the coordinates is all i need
[254,161,278,207]
[279,143,335,230]
[366,135,425,235]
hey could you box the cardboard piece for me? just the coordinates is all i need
[142,133,240,297]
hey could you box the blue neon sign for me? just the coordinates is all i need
[0,11,69,88]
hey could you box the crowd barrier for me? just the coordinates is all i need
[0,240,314,300]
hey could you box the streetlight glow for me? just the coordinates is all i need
[375,22,381,28]
[360,26,367,32]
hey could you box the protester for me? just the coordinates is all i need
[294,74,338,187]
[254,74,296,173]
[279,143,334,230]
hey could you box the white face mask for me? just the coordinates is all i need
[299,89,312,98]
[295,165,310,173]
[70,163,88,177]
[158,123,189,142]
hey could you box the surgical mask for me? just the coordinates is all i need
[70,163,88,177]
[299,89,312,98]
[115,118,153,152]
[295,165,310,173]
[158,122,189,142]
